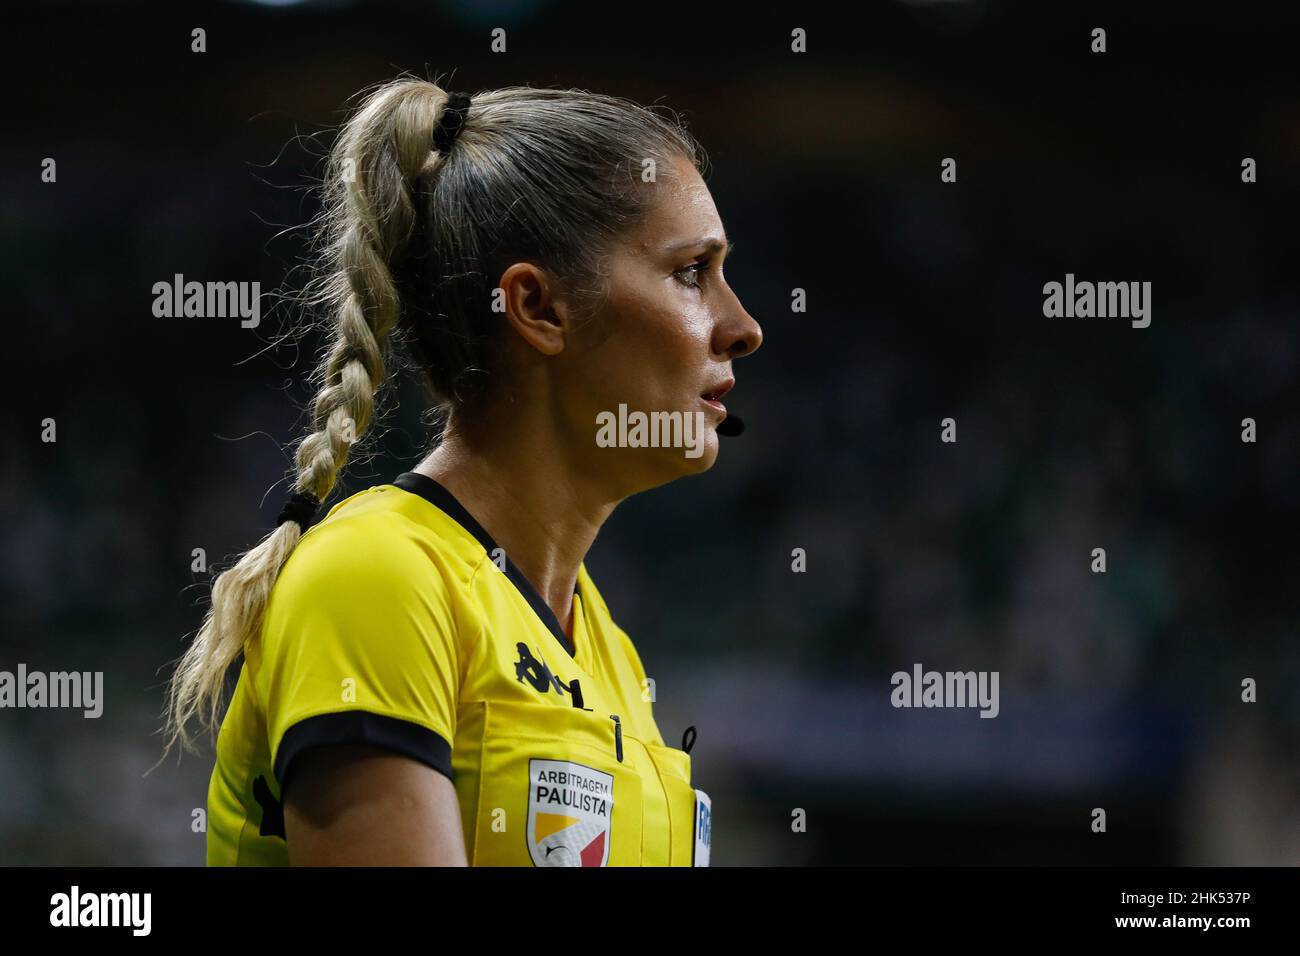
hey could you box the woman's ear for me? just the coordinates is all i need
[498,261,567,357]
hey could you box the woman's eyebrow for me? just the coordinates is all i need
[666,237,735,258]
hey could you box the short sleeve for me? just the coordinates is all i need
[256,512,461,798]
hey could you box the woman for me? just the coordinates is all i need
[164,77,762,866]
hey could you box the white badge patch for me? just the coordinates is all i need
[692,788,712,867]
[527,758,614,867]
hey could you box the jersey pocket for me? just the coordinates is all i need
[473,698,643,867]
[643,742,707,866]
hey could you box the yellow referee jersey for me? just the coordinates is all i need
[206,472,711,866]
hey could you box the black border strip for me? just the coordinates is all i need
[274,711,453,798]
[392,471,577,659]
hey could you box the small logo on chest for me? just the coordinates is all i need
[527,759,613,867]
[513,643,593,710]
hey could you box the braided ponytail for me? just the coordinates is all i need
[163,80,463,754]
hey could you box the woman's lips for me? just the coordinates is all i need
[701,396,727,417]
[700,378,735,418]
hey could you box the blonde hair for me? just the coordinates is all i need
[162,75,702,755]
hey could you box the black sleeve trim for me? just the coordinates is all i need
[274,711,453,800]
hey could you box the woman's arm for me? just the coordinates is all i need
[283,744,468,866]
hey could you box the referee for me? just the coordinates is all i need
[164,77,761,866]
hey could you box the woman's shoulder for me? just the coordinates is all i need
[255,482,475,676]
[271,481,481,609]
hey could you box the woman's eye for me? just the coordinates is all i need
[674,261,707,288]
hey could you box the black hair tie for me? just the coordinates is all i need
[277,491,320,533]
[431,92,472,153]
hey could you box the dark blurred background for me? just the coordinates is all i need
[1,0,1297,865]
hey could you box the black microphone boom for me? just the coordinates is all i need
[717,413,745,437]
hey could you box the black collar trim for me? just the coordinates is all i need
[391,472,576,659]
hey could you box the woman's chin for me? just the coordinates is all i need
[614,438,719,494]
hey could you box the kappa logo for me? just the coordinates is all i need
[527,759,613,867]
[513,643,592,709]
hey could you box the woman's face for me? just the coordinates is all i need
[560,154,763,494]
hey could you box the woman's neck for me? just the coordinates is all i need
[414,421,619,636]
